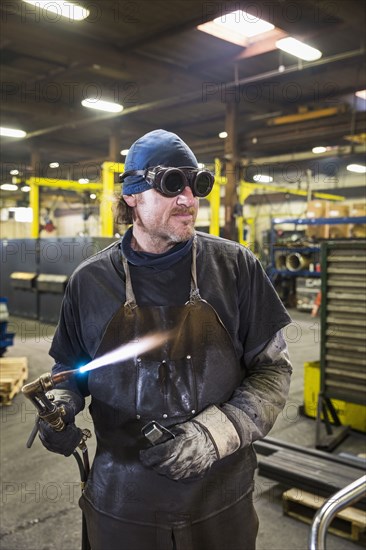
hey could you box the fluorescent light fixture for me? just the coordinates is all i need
[21,185,31,192]
[214,10,274,38]
[10,169,19,175]
[22,1,89,21]
[312,146,327,154]
[120,149,129,156]
[0,127,27,138]
[276,37,322,61]
[347,164,366,174]
[0,183,18,191]
[81,99,123,113]
[219,131,228,139]
[198,163,205,169]
[355,90,366,100]
[49,162,59,168]
[90,193,97,200]
[78,178,89,184]
[253,174,273,183]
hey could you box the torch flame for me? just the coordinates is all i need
[78,331,170,374]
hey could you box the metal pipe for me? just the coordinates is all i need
[286,253,311,272]
[254,437,366,471]
[309,475,366,550]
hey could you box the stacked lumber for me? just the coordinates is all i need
[283,488,366,542]
[0,357,28,405]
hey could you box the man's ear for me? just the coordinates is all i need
[123,194,137,207]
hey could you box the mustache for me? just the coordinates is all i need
[171,206,196,215]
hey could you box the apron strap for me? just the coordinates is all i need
[122,235,201,307]
[122,255,137,309]
[189,236,201,303]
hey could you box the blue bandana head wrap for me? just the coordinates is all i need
[122,129,198,195]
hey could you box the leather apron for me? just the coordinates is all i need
[82,237,248,525]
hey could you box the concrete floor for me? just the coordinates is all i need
[1,310,365,550]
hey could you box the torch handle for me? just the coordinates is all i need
[26,417,40,448]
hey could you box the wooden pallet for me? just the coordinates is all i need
[283,488,366,542]
[0,357,28,405]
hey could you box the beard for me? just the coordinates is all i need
[132,193,198,251]
[161,206,197,242]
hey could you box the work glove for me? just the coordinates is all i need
[38,420,83,457]
[38,390,83,457]
[140,405,240,480]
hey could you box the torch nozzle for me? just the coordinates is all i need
[50,369,78,386]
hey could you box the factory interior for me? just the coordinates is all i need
[0,1,365,549]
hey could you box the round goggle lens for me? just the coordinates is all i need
[195,173,213,196]
[162,171,185,195]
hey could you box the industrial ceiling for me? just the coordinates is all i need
[0,0,365,193]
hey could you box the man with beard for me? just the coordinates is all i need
[39,129,292,550]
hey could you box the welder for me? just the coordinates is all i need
[38,129,292,550]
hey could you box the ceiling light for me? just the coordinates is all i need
[120,149,129,156]
[276,37,322,61]
[347,164,366,174]
[214,10,274,38]
[0,183,18,191]
[21,185,31,192]
[355,90,366,100]
[10,169,19,175]
[49,162,59,168]
[253,175,273,183]
[90,193,97,200]
[198,163,205,169]
[81,99,123,113]
[78,178,89,184]
[22,1,89,21]
[312,146,327,154]
[219,131,228,139]
[0,127,27,138]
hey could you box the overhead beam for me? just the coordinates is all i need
[3,47,360,143]
[1,17,205,88]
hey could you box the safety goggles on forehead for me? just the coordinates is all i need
[120,165,215,197]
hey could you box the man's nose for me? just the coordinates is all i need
[176,185,196,205]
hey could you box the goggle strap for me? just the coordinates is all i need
[120,170,146,182]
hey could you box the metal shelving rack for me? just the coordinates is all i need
[316,239,366,450]
[269,216,366,278]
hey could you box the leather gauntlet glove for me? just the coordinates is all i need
[38,389,84,457]
[140,405,240,480]
[38,420,83,457]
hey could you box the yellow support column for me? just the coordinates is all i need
[237,181,254,247]
[29,179,40,238]
[209,158,221,236]
[101,162,124,237]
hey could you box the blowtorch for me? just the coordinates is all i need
[22,368,91,450]
[21,330,172,449]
